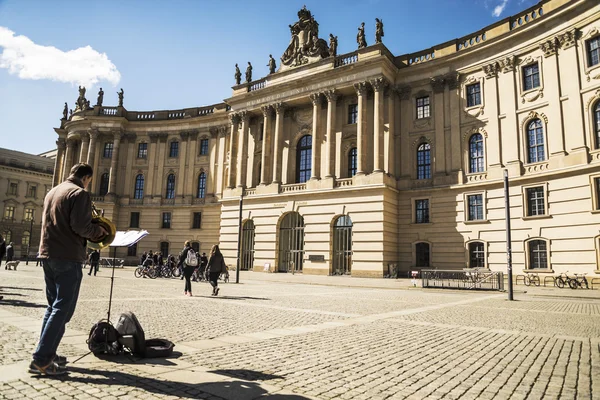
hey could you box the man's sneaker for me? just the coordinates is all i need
[53,355,68,366]
[28,360,67,376]
[215,288,220,296]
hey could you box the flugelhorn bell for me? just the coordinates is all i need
[88,202,116,250]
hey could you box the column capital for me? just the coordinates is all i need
[499,55,515,73]
[158,133,168,143]
[261,105,274,117]
[112,130,123,141]
[323,89,340,103]
[239,111,249,123]
[394,85,411,100]
[369,77,389,92]
[179,131,190,140]
[66,137,77,146]
[273,102,287,114]
[556,29,577,49]
[353,82,368,96]
[148,133,160,143]
[445,73,460,90]
[123,132,137,142]
[229,113,241,125]
[539,38,558,57]
[56,138,66,150]
[309,92,322,106]
[482,62,499,79]
[218,125,228,138]
[430,76,446,93]
[80,131,90,143]
[87,128,99,138]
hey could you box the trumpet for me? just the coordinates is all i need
[88,202,116,250]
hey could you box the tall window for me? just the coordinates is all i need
[130,212,140,228]
[137,143,148,159]
[27,185,37,198]
[595,177,600,210]
[415,242,430,267]
[8,183,17,195]
[594,102,600,149]
[469,242,485,268]
[24,208,34,221]
[22,231,30,246]
[197,172,206,198]
[417,143,431,180]
[4,206,15,219]
[528,240,548,269]
[134,174,144,199]
[99,173,109,196]
[192,212,202,229]
[127,243,137,257]
[162,212,171,229]
[587,36,600,67]
[160,241,169,256]
[296,135,312,183]
[466,82,481,107]
[200,139,209,155]
[523,63,540,91]
[415,199,429,224]
[169,141,179,157]
[416,96,430,119]
[467,194,484,221]
[3,230,11,243]
[348,147,357,177]
[165,174,175,199]
[348,104,358,124]
[527,119,545,163]
[469,134,484,173]
[526,186,545,216]
[103,142,113,158]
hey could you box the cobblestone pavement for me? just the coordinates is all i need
[0,263,598,399]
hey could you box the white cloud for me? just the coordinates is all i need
[0,26,120,88]
[492,0,509,17]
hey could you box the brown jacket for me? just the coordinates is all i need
[39,176,105,262]
[206,253,227,275]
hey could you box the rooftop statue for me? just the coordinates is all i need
[97,88,104,106]
[329,34,338,57]
[267,54,277,74]
[280,6,330,71]
[246,62,253,83]
[357,22,367,49]
[75,85,88,112]
[62,102,68,119]
[118,88,124,107]
[234,63,241,85]
[375,18,384,44]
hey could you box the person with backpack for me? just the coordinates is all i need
[206,245,228,296]
[179,241,197,296]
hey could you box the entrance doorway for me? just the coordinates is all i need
[241,220,255,270]
[278,212,305,273]
[332,215,352,275]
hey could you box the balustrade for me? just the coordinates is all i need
[335,178,353,188]
[136,112,155,120]
[168,111,185,119]
[100,107,118,116]
[281,183,306,193]
[248,78,267,92]
[334,52,358,67]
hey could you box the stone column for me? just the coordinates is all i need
[53,138,66,186]
[87,129,99,167]
[122,133,136,197]
[370,78,387,173]
[227,114,240,189]
[207,129,218,195]
[498,56,520,172]
[397,86,412,177]
[482,63,502,168]
[107,131,122,194]
[309,93,322,180]
[187,130,199,199]
[177,131,189,199]
[272,103,286,184]
[260,105,273,185]
[216,127,227,195]
[323,90,338,178]
[385,87,395,175]
[431,76,446,175]
[154,135,167,197]
[446,74,462,172]
[63,138,76,180]
[354,82,368,175]
[236,112,249,188]
[146,133,159,198]
[540,39,566,157]
[79,133,90,166]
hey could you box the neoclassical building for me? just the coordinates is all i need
[54,0,600,278]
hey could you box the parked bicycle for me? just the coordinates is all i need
[524,272,540,287]
[134,263,157,279]
[568,273,589,290]
[554,271,570,288]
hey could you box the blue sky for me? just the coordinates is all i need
[0,0,538,154]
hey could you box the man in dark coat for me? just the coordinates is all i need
[0,234,6,267]
[87,249,100,276]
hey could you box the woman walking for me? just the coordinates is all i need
[179,241,197,296]
[206,245,228,296]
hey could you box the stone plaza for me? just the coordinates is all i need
[0,264,598,399]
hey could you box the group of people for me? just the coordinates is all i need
[0,235,15,268]
[179,242,228,297]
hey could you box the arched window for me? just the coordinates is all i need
[469,134,484,173]
[348,147,357,177]
[22,230,30,246]
[2,230,12,244]
[165,174,175,199]
[594,102,600,149]
[468,242,485,268]
[296,135,312,183]
[527,239,548,269]
[415,242,430,267]
[197,172,206,198]
[527,119,545,163]
[134,174,144,199]
[417,143,431,180]
[99,173,109,195]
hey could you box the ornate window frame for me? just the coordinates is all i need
[196,170,207,199]
[579,26,600,82]
[520,111,549,166]
[521,181,550,219]
[517,55,544,103]
[524,237,552,272]
[6,179,20,197]
[463,127,488,176]
[413,137,433,180]
[133,173,145,199]
[168,139,179,158]
[136,141,148,159]
[462,76,485,117]
[412,90,433,129]
[25,182,38,199]
[586,93,600,152]
[465,239,488,269]
[463,190,487,223]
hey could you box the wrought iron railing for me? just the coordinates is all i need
[421,269,504,291]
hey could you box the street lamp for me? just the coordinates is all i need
[235,190,244,284]
[503,169,514,301]
[25,217,34,265]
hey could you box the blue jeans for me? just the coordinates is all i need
[33,259,83,365]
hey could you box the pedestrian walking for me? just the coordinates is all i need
[0,234,6,268]
[87,249,100,276]
[206,245,228,296]
[5,242,14,265]
[30,163,107,376]
[179,241,197,296]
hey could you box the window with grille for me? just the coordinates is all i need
[595,177,600,210]
[134,174,144,199]
[27,185,37,198]
[469,242,485,268]
[22,231,30,246]
[417,143,431,179]
[24,208,34,221]
[467,194,483,221]
[200,139,209,155]
[165,174,175,199]
[162,212,171,229]
[466,83,481,107]
[8,183,17,195]
[3,230,11,243]
[192,212,202,229]
[594,102,600,150]
[137,143,147,158]
[528,240,548,269]
[347,104,358,124]
[169,141,179,157]
[415,199,429,224]
[197,173,206,198]
[348,147,357,177]
[99,173,109,196]
[588,36,600,67]
[4,206,15,219]
[296,135,312,183]
[523,63,540,91]
[527,119,545,163]
[130,212,140,228]
[469,134,484,173]
[526,186,545,216]
[416,96,430,119]
[415,242,430,267]
[103,142,113,158]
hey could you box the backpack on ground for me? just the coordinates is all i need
[87,320,121,356]
[185,248,198,267]
[115,311,174,358]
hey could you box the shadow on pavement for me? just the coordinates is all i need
[208,369,285,381]
[0,298,46,309]
[0,286,43,292]
[54,366,312,399]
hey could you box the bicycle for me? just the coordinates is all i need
[554,271,570,289]
[524,272,540,287]
[568,273,589,290]
[134,264,157,279]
